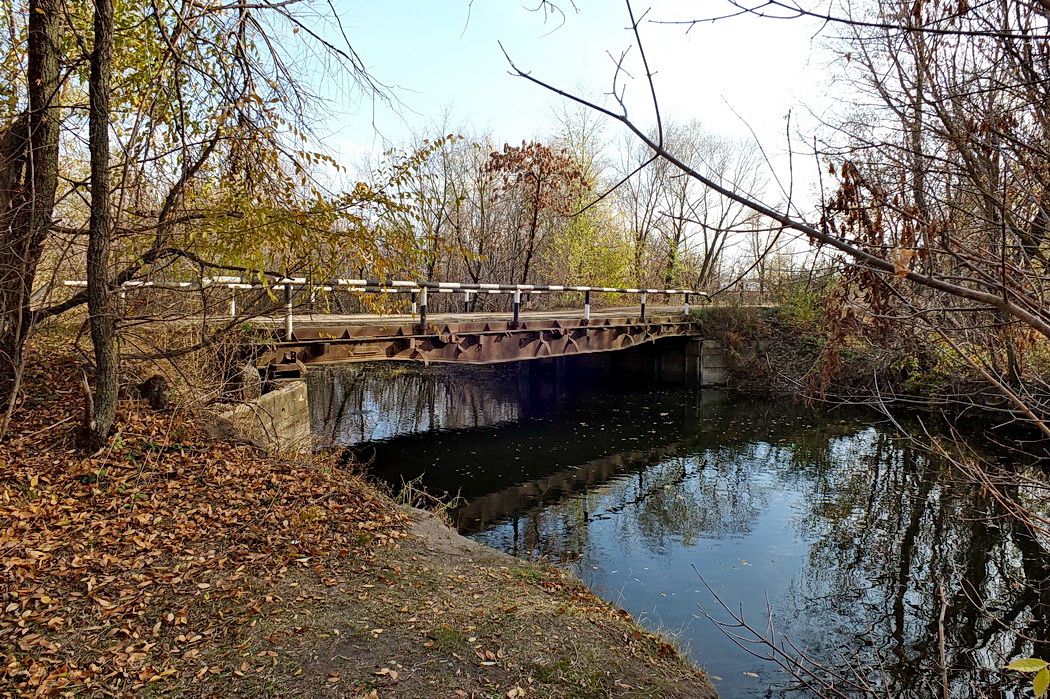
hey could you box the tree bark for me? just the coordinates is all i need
[83,0,116,450]
[0,0,62,437]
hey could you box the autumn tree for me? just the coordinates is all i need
[545,105,633,288]
[0,0,402,442]
[811,0,1050,424]
[486,141,588,284]
[505,0,1050,433]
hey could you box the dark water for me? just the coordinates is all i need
[312,362,1050,697]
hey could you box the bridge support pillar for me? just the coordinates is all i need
[683,338,703,386]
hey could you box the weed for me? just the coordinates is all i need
[510,562,547,583]
[430,625,468,653]
[395,475,464,524]
[532,658,572,684]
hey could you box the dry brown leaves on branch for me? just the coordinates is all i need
[0,356,408,696]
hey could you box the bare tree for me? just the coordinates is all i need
[613,121,765,290]
[502,0,1050,434]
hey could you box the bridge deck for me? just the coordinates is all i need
[246,305,690,329]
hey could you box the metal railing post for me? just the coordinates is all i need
[411,292,418,316]
[640,292,647,321]
[683,293,690,314]
[513,288,521,323]
[284,285,294,341]
[462,291,471,314]
[583,290,591,321]
[229,291,237,316]
[419,286,428,327]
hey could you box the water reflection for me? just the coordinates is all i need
[308,363,525,444]
[313,370,1050,696]
[308,356,626,446]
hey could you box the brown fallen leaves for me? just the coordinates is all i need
[0,356,408,696]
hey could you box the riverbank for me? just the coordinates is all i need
[697,301,1050,421]
[0,351,714,697]
[262,507,712,697]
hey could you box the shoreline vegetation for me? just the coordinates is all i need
[697,299,1050,437]
[1,344,715,697]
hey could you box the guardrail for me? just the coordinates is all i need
[62,278,707,340]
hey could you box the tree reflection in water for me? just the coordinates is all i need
[319,370,1050,696]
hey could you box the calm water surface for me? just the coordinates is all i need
[313,364,1050,697]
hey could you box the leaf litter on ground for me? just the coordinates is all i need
[1,355,408,695]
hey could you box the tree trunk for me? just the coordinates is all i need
[0,0,62,437]
[519,175,543,284]
[83,0,116,450]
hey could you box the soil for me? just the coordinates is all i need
[201,508,717,698]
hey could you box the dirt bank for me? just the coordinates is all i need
[249,508,715,698]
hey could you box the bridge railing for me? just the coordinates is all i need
[62,278,707,340]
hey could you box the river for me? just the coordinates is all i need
[309,358,1050,697]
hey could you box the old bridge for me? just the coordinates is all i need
[66,276,723,382]
[245,279,708,378]
[61,276,731,450]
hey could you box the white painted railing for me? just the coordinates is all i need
[62,278,707,340]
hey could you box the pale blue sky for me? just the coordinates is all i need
[319,0,832,169]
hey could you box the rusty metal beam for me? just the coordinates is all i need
[255,315,700,375]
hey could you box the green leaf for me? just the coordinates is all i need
[1035,668,1050,698]
[1007,658,1049,673]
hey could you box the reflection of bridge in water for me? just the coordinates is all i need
[351,388,745,536]
[453,435,698,535]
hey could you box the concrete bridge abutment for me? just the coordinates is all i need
[608,337,727,388]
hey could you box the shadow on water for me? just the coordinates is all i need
[309,351,1050,697]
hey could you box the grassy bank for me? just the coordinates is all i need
[1,349,714,697]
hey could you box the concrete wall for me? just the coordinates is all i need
[611,337,726,388]
[699,340,729,387]
[213,380,311,453]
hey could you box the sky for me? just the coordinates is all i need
[317,0,837,184]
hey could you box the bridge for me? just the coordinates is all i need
[247,280,704,377]
[64,277,710,378]
[66,276,706,375]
